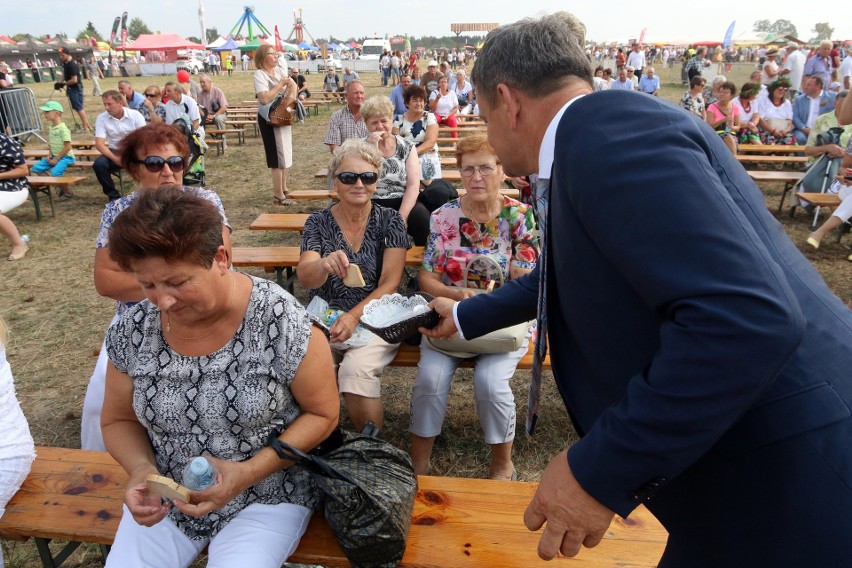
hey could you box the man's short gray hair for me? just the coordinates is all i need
[471,11,592,106]
[198,73,211,82]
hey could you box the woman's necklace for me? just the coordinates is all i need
[165,273,237,341]
[337,205,370,251]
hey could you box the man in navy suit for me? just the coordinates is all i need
[422,12,852,566]
[792,75,836,145]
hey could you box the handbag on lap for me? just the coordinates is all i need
[427,254,531,358]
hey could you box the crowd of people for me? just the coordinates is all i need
[2,22,852,568]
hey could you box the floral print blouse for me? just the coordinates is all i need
[422,196,538,289]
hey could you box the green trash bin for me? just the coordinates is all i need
[15,69,35,84]
[38,68,53,82]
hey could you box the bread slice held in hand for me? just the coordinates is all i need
[343,263,366,287]
[146,474,191,503]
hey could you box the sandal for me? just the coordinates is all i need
[57,190,74,201]
[273,195,295,206]
[8,243,28,261]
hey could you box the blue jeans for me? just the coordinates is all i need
[30,155,75,177]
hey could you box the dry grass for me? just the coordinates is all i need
[1,66,850,567]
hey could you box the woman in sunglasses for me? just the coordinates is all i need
[298,139,409,431]
[138,86,166,124]
[81,123,232,452]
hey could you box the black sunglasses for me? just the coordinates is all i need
[336,171,379,185]
[132,156,186,173]
[145,93,158,97]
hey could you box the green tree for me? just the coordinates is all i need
[810,22,834,43]
[205,27,219,44]
[76,21,102,41]
[127,17,152,40]
[186,36,202,45]
[752,19,798,38]
[753,20,771,32]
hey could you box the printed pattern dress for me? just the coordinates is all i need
[106,277,319,540]
[393,112,442,181]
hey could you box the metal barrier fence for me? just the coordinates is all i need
[0,87,45,143]
[289,59,381,75]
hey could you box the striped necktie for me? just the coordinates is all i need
[527,176,550,435]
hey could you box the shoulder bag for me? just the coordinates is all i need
[268,423,417,568]
[427,254,531,358]
[258,72,296,126]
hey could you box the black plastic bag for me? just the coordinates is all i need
[269,424,417,568]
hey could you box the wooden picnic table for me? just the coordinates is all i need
[26,175,88,220]
[24,148,102,161]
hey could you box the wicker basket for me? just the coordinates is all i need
[360,292,439,343]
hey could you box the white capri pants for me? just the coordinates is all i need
[81,314,120,451]
[409,333,529,445]
[0,188,28,214]
[831,183,852,223]
[106,502,312,568]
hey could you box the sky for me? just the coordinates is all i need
[8,1,852,46]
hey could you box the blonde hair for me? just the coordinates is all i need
[360,95,394,123]
[454,132,499,169]
[327,139,383,185]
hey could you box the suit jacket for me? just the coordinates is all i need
[457,90,852,564]
[792,91,836,131]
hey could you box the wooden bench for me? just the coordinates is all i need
[225,120,259,137]
[0,447,666,568]
[26,175,88,221]
[746,170,806,212]
[249,213,311,231]
[735,154,808,166]
[26,160,94,171]
[205,128,245,146]
[231,246,424,290]
[391,341,551,370]
[738,144,804,153]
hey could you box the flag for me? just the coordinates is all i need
[109,16,120,46]
[722,21,736,48]
[274,25,283,52]
[639,28,646,45]
[120,11,128,48]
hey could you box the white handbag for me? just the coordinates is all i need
[427,255,531,358]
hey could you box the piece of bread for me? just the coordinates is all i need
[146,474,191,503]
[343,263,366,287]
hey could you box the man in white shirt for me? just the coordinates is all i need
[626,44,646,78]
[163,81,203,138]
[783,42,806,98]
[839,54,852,91]
[93,90,145,201]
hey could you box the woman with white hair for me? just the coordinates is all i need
[453,70,475,114]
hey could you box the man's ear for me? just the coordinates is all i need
[495,83,522,130]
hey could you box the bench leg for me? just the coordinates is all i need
[778,182,792,214]
[28,186,44,221]
[34,537,84,568]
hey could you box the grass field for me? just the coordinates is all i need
[0,65,849,567]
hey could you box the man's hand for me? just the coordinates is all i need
[524,450,615,560]
[419,296,459,338]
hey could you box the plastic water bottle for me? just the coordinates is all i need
[20,235,29,244]
[182,457,217,490]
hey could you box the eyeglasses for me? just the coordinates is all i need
[460,165,497,178]
[144,93,158,98]
[336,171,379,185]
[132,155,186,173]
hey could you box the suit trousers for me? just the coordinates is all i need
[93,156,122,200]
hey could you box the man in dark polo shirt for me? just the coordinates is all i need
[58,48,92,132]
